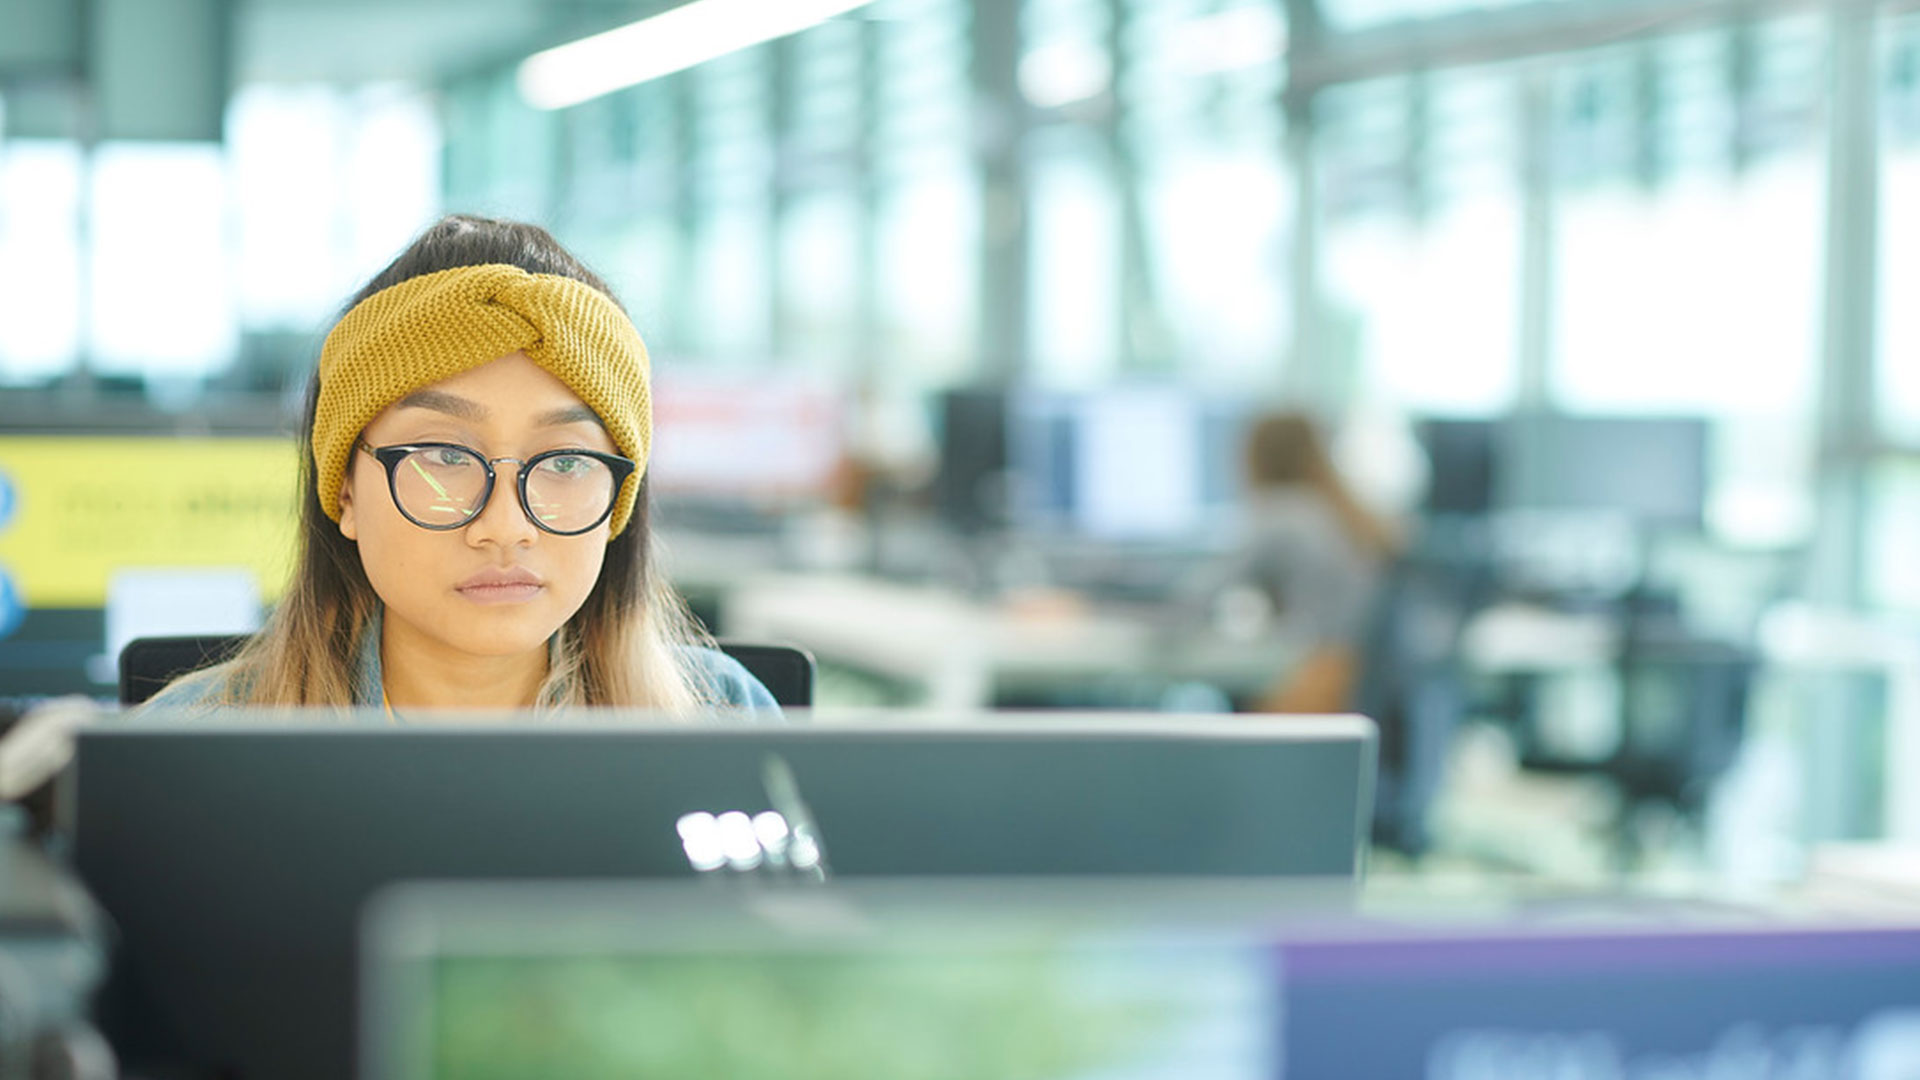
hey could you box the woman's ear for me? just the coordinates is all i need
[337,471,359,541]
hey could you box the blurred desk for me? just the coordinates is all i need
[1460,604,1619,674]
[724,574,1296,709]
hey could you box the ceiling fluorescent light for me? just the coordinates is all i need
[519,0,879,110]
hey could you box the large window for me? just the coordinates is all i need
[1548,26,1824,545]
[780,191,863,372]
[874,0,977,387]
[1878,16,1920,444]
[875,165,978,386]
[89,143,236,380]
[1549,33,1823,418]
[1028,127,1122,385]
[1321,72,1521,415]
[230,85,440,332]
[778,16,866,374]
[1871,15,1920,610]
[1128,0,1292,386]
[1140,146,1292,385]
[688,51,774,364]
[0,140,82,383]
[0,85,439,391]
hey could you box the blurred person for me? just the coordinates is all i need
[146,215,773,713]
[1202,411,1398,714]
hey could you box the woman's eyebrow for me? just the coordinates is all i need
[396,389,486,421]
[537,405,602,427]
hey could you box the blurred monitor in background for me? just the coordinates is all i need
[931,388,1012,536]
[104,569,261,682]
[1409,413,1712,597]
[0,435,295,699]
[1411,414,1710,531]
[1413,418,1499,518]
[648,372,846,517]
[1065,388,1207,541]
[1001,386,1246,546]
[929,386,1250,604]
[1501,414,1711,532]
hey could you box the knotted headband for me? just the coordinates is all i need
[312,264,652,536]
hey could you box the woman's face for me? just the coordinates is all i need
[338,352,619,661]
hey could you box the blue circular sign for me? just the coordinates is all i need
[0,470,14,535]
[0,567,20,642]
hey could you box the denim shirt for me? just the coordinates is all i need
[142,608,779,715]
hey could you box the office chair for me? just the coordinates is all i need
[1503,586,1758,867]
[119,634,816,708]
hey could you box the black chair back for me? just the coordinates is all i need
[118,635,249,707]
[708,642,815,708]
[120,634,814,708]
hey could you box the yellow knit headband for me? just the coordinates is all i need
[312,264,652,536]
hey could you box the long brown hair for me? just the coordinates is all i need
[209,214,710,711]
[1244,411,1399,561]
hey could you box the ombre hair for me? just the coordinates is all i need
[203,214,710,712]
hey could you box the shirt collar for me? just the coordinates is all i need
[351,605,567,709]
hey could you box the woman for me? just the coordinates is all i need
[148,215,774,713]
[1209,411,1398,714]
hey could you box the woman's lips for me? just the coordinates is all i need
[456,568,544,604]
[457,582,544,604]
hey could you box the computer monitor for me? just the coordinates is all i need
[362,878,1920,1080]
[1413,415,1710,528]
[1279,921,1920,1075]
[647,372,845,505]
[1009,388,1246,544]
[1414,418,1499,517]
[362,878,1307,1080]
[932,388,1011,534]
[65,712,1376,1080]
[1500,414,1710,529]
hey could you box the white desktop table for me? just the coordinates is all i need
[723,573,1298,710]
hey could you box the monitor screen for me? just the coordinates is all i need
[1280,925,1920,1076]
[1499,415,1709,528]
[648,373,845,504]
[363,880,1920,1080]
[70,713,1374,1080]
[386,926,1274,1080]
[1411,414,1710,528]
[1008,388,1244,543]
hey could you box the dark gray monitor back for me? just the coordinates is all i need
[65,716,1375,1080]
[1415,418,1499,517]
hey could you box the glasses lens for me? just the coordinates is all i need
[391,446,489,526]
[525,453,619,533]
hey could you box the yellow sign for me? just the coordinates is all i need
[0,437,300,607]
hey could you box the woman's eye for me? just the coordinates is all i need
[547,455,597,476]
[434,448,472,467]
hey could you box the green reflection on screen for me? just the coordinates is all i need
[424,946,1201,1080]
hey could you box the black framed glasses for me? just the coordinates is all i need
[357,441,637,536]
